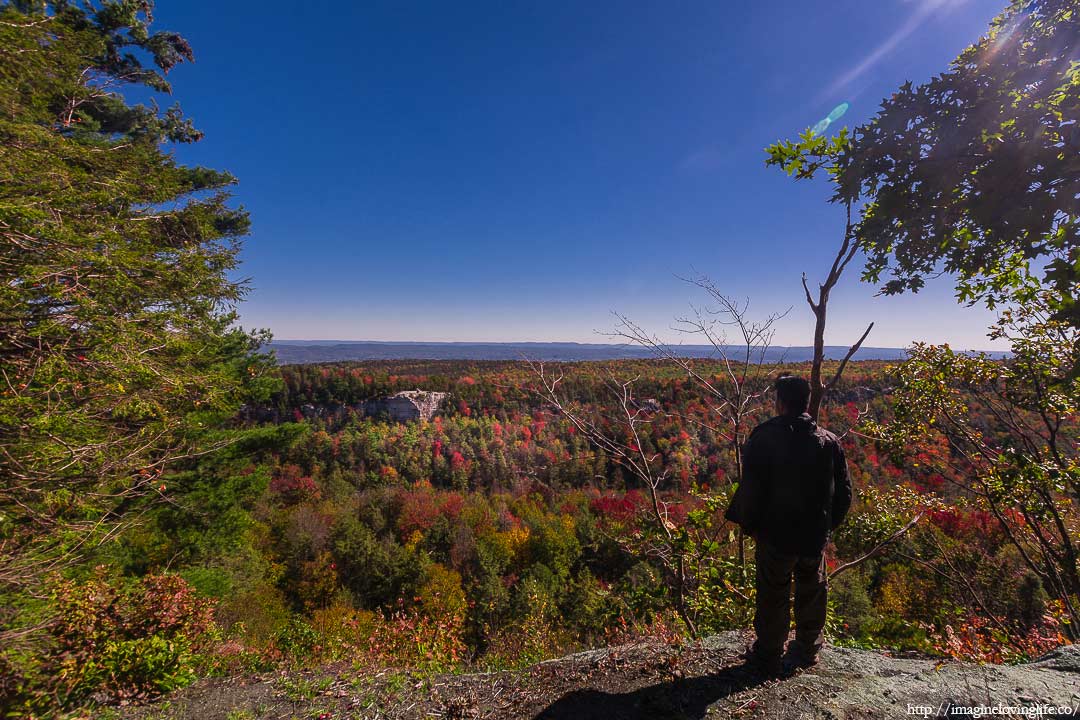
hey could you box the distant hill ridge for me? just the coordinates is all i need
[267,341,1007,365]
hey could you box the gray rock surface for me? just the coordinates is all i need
[123,631,1080,719]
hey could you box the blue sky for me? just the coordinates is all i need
[152,0,1008,348]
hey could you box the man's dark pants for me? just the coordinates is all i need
[752,540,828,662]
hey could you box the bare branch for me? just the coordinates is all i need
[829,511,924,581]
[825,321,874,390]
[801,273,817,311]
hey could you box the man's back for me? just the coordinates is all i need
[729,412,851,556]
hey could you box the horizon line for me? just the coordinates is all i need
[269,338,1005,353]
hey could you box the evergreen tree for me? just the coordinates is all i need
[0,0,272,626]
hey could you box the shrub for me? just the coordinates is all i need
[215,581,291,650]
[367,604,466,672]
[415,563,467,622]
[274,616,321,662]
[480,575,572,669]
[930,601,1070,663]
[309,602,378,661]
[95,635,197,697]
[3,571,214,714]
[828,567,875,641]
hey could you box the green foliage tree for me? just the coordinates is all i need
[824,0,1080,640]
[844,0,1080,326]
[865,290,1080,638]
[0,0,272,635]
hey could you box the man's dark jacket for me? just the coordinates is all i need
[725,412,852,555]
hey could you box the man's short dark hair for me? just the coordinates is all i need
[775,374,811,414]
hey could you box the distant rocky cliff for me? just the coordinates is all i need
[242,390,447,425]
[362,390,447,422]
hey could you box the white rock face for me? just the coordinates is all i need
[363,390,447,422]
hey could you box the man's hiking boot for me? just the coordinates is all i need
[739,649,784,678]
[782,644,820,674]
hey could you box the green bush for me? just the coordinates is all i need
[829,567,875,640]
[274,616,321,661]
[1,571,213,715]
[95,635,198,697]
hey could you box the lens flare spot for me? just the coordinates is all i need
[826,102,850,123]
[810,102,850,135]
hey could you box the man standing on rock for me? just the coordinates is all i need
[725,374,852,676]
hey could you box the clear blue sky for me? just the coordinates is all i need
[152,0,1008,348]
